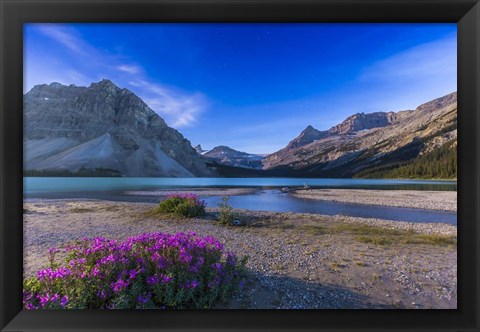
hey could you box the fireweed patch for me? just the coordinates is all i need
[23,232,247,309]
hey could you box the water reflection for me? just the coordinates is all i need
[203,190,456,225]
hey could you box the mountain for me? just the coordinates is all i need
[24,79,215,177]
[327,111,402,135]
[204,146,264,169]
[24,81,457,179]
[283,126,330,150]
[194,144,207,154]
[262,92,457,178]
[275,111,414,155]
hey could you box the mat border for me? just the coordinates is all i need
[1,1,479,331]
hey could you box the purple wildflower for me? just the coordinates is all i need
[60,295,68,308]
[50,293,60,302]
[128,270,138,280]
[146,275,160,285]
[178,251,193,264]
[98,254,116,265]
[137,293,151,304]
[38,294,50,307]
[211,262,225,276]
[48,247,60,255]
[111,279,128,293]
[24,231,245,309]
[207,278,222,288]
[190,280,199,289]
[90,267,101,277]
[189,265,199,273]
[97,290,107,299]
[37,267,71,281]
[25,303,38,310]
[161,275,173,284]
[239,279,246,289]
[226,252,237,266]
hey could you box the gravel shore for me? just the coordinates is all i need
[124,188,256,197]
[23,199,457,309]
[292,189,457,212]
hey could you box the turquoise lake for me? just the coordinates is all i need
[24,177,457,193]
[23,177,457,225]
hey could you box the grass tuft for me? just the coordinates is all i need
[299,224,327,235]
[70,208,95,213]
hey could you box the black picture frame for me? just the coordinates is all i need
[1,0,479,331]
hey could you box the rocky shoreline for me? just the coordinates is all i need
[23,197,457,309]
[124,188,257,197]
[292,189,457,212]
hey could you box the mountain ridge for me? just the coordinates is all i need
[24,79,215,177]
[23,79,457,179]
[204,146,263,169]
[262,91,457,178]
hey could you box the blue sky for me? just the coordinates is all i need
[24,23,457,154]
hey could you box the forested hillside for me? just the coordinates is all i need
[355,140,457,179]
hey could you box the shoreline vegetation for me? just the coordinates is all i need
[24,188,457,309]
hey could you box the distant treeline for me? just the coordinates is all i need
[355,140,457,179]
[24,141,457,180]
[24,167,122,177]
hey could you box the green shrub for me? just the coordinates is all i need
[158,194,206,218]
[218,197,235,225]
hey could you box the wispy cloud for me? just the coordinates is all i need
[27,24,209,128]
[132,80,208,128]
[36,24,91,56]
[359,34,456,83]
[117,64,142,74]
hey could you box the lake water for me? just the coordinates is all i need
[24,177,457,193]
[23,177,457,225]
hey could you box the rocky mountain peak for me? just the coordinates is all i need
[204,145,264,169]
[49,82,64,89]
[26,82,86,100]
[284,125,326,150]
[23,79,215,177]
[88,79,120,95]
[208,145,235,154]
[262,91,457,176]
[280,110,404,154]
[194,144,206,154]
[329,111,395,135]
[94,78,116,87]
[302,125,318,134]
[415,91,457,113]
